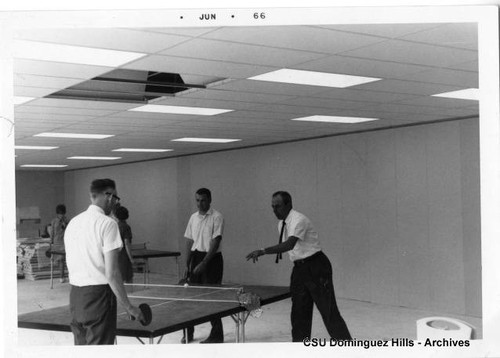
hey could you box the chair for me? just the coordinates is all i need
[131,242,148,284]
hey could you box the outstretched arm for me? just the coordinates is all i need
[246,236,299,263]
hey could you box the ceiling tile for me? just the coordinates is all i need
[293,55,431,80]
[215,110,297,121]
[277,97,375,111]
[447,60,478,72]
[14,74,84,89]
[340,39,477,67]
[366,102,451,115]
[138,27,220,37]
[211,79,326,97]
[430,105,479,118]
[395,96,479,110]
[123,54,277,79]
[317,23,443,39]
[181,88,296,104]
[14,112,97,122]
[159,38,327,67]
[399,23,477,50]
[15,104,118,117]
[105,111,202,122]
[93,115,186,127]
[14,86,59,98]
[202,26,386,54]
[14,59,111,79]
[353,79,463,96]
[252,103,358,116]
[311,88,419,103]
[14,28,192,54]
[28,98,139,111]
[399,68,478,87]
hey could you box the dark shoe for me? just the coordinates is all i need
[180,335,193,344]
[200,336,223,344]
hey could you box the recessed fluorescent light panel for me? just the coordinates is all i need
[34,133,114,139]
[432,88,479,100]
[291,115,379,124]
[15,145,58,150]
[112,148,173,153]
[13,40,146,67]
[129,104,233,116]
[68,156,121,160]
[21,164,68,168]
[248,69,381,88]
[13,96,35,105]
[172,137,241,143]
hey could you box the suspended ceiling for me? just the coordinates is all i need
[12,23,479,170]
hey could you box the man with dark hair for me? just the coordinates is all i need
[64,178,143,345]
[246,191,352,342]
[49,204,69,283]
[182,187,225,344]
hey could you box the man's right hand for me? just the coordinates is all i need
[128,305,144,322]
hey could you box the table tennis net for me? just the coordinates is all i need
[127,284,263,317]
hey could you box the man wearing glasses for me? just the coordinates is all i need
[64,178,143,345]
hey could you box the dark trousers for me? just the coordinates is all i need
[186,250,224,340]
[69,284,117,345]
[290,251,352,342]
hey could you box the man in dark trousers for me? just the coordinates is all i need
[64,178,143,344]
[182,188,225,344]
[246,191,352,342]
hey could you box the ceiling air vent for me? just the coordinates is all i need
[46,69,207,103]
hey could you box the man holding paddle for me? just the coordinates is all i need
[182,188,225,344]
[64,178,147,345]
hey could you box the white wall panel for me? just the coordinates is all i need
[395,125,431,310]
[59,118,481,316]
[426,122,465,314]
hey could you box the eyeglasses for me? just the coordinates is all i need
[104,192,121,201]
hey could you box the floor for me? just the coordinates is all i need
[16,273,482,346]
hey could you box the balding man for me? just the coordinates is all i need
[246,191,352,342]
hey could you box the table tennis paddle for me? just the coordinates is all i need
[130,303,152,326]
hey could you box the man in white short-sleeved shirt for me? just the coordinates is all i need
[246,191,352,342]
[182,188,224,344]
[64,178,143,345]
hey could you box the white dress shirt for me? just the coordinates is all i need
[64,205,123,286]
[184,208,224,252]
[279,209,322,261]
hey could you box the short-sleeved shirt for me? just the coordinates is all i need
[64,205,123,286]
[279,209,322,261]
[184,208,224,253]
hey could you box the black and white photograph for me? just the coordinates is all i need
[1,2,499,358]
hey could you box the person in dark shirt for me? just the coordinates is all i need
[115,206,134,284]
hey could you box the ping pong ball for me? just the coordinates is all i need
[184,283,189,287]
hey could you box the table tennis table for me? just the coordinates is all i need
[18,284,290,344]
[48,249,181,288]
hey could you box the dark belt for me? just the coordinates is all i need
[293,251,322,266]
